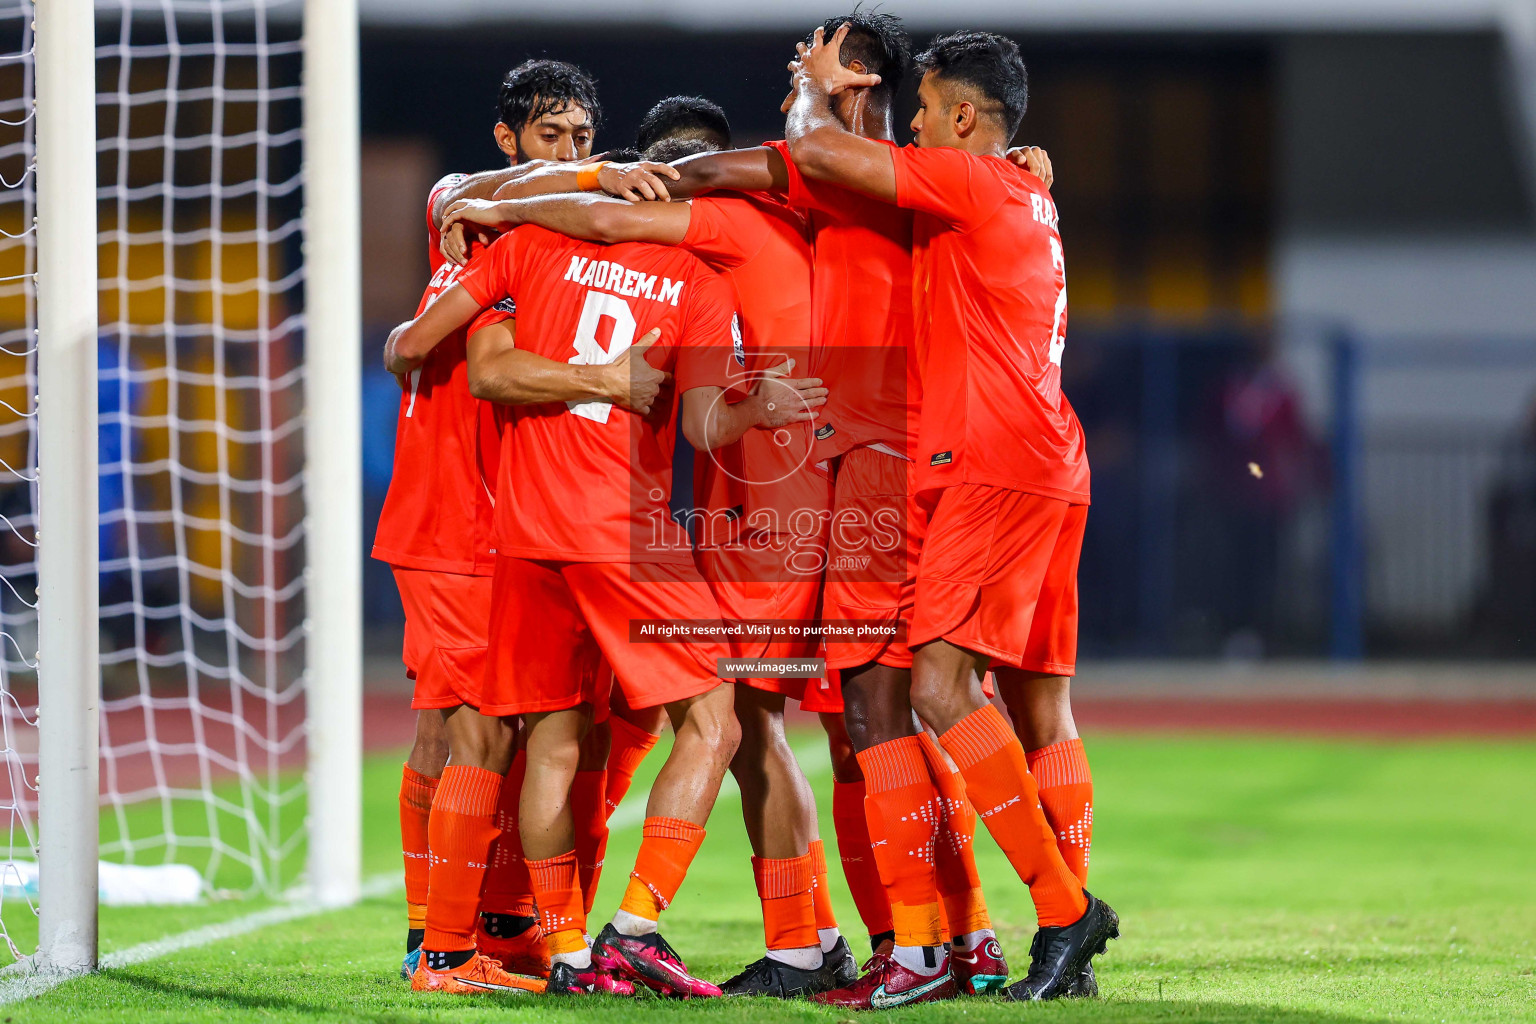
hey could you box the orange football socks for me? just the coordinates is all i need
[752,854,819,953]
[832,778,893,942]
[918,732,992,938]
[570,768,609,913]
[806,839,840,939]
[619,817,706,921]
[423,764,503,952]
[1027,738,1094,885]
[855,736,943,948]
[399,764,439,937]
[478,752,537,919]
[604,716,659,818]
[527,850,588,960]
[939,705,1087,927]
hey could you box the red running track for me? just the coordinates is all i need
[3,689,1529,807]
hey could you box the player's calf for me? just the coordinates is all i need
[823,716,895,955]
[416,707,516,988]
[723,686,846,997]
[592,685,739,998]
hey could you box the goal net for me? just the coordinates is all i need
[0,0,351,966]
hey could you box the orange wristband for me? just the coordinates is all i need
[576,161,609,192]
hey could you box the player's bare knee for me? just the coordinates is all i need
[909,668,977,735]
[444,708,513,771]
[680,695,742,765]
[733,688,785,750]
[906,674,945,730]
[531,736,582,779]
[408,712,450,775]
[453,732,512,773]
[823,723,861,782]
[844,701,903,751]
[713,709,744,764]
[577,720,611,771]
[839,670,906,751]
[996,669,1077,749]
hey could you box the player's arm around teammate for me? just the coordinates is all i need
[385,286,669,415]
[680,372,827,451]
[467,323,670,415]
[443,191,691,251]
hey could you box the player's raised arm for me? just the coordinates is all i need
[466,324,671,414]
[784,24,897,201]
[383,285,485,375]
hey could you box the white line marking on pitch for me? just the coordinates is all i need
[0,736,831,1005]
[0,873,400,1005]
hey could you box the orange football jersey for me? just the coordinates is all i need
[371,180,505,574]
[679,192,829,534]
[891,146,1088,504]
[457,225,741,564]
[765,139,917,463]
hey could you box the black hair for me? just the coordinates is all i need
[914,30,1028,138]
[645,137,719,163]
[605,147,643,163]
[635,95,731,162]
[497,59,602,132]
[812,8,911,109]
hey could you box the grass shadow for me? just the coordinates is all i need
[97,972,1402,1024]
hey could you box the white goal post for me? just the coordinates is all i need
[34,0,102,977]
[301,0,363,910]
[19,0,362,974]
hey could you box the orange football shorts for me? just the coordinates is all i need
[391,567,493,710]
[822,446,923,671]
[482,556,730,716]
[911,485,1085,675]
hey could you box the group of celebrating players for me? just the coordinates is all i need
[373,8,1117,1007]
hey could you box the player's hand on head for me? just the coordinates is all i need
[1007,146,1054,189]
[798,23,882,96]
[601,161,682,203]
[606,328,672,415]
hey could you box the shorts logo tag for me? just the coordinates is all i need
[814,424,836,440]
[930,450,953,466]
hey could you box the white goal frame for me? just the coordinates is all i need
[30,0,362,974]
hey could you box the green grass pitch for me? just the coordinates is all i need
[6,730,1535,1022]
